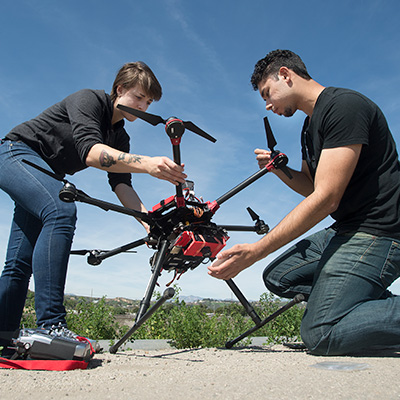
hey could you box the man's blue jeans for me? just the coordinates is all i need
[0,140,77,345]
[263,228,400,355]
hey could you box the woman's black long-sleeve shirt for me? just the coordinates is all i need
[5,89,132,191]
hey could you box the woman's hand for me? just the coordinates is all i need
[146,157,187,185]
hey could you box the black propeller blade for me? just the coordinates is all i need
[117,104,165,126]
[181,120,216,143]
[264,117,277,151]
[263,117,293,179]
[247,207,260,222]
[117,104,216,143]
[246,207,269,234]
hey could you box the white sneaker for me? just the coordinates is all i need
[49,324,101,353]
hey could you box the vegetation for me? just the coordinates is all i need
[20,287,304,349]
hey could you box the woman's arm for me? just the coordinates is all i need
[85,143,186,185]
[114,183,150,233]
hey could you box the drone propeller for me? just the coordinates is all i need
[263,117,293,179]
[117,105,165,126]
[247,207,260,222]
[264,117,277,152]
[246,207,269,234]
[117,104,216,143]
[22,159,67,183]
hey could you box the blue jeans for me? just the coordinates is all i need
[263,228,400,355]
[0,140,77,345]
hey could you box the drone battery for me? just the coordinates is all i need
[172,230,227,258]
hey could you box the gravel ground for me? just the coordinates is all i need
[1,342,399,400]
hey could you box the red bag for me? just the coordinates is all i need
[0,357,89,370]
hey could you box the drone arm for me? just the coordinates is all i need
[214,167,269,207]
[217,225,258,232]
[85,237,148,265]
[212,150,292,210]
[217,224,268,235]
[59,183,153,224]
[172,141,184,203]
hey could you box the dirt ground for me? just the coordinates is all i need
[1,342,399,400]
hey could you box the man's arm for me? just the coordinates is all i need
[255,149,314,197]
[208,144,362,280]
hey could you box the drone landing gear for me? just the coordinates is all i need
[109,239,174,354]
[225,279,305,349]
[109,287,175,354]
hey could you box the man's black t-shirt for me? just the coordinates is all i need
[5,89,132,191]
[301,87,400,239]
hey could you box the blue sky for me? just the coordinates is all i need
[1,0,400,300]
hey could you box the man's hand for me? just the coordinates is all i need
[254,148,273,170]
[207,243,261,280]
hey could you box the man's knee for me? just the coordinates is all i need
[262,266,282,295]
[300,312,336,355]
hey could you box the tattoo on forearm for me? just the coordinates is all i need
[100,150,116,168]
[118,153,142,164]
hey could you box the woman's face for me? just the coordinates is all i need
[114,84,154,122]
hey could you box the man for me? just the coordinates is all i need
[208,49,400,355]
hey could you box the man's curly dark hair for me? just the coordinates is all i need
[250,50,312,90]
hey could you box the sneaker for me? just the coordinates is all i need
[13,327,94,361]
[49,324,102,353]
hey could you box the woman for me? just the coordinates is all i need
[0,62,186,355]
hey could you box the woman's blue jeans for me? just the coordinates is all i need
[0,140,77,344]
[263,228,400,355]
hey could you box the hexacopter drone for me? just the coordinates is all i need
[23,106,304,353]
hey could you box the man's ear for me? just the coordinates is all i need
[279,66,292,83]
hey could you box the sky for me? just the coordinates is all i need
[1,0,400,301]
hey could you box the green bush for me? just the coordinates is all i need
[250,292,304,344]
[20,293,127,340]
[131,286,304,348]
[66,297,127,340]
[19,288,304,348]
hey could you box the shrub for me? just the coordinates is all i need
[66,297,127,340]
[131,286,304,348]
[19,288,304,348]
[20,293,127,340]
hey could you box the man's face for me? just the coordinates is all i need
[115,85,154,122]
[258,74,295,117]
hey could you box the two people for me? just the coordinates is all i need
[2,50,399,357]
[209,49,400,355]
[0,62,186,355]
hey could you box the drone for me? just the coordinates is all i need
[23,106,304,353]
